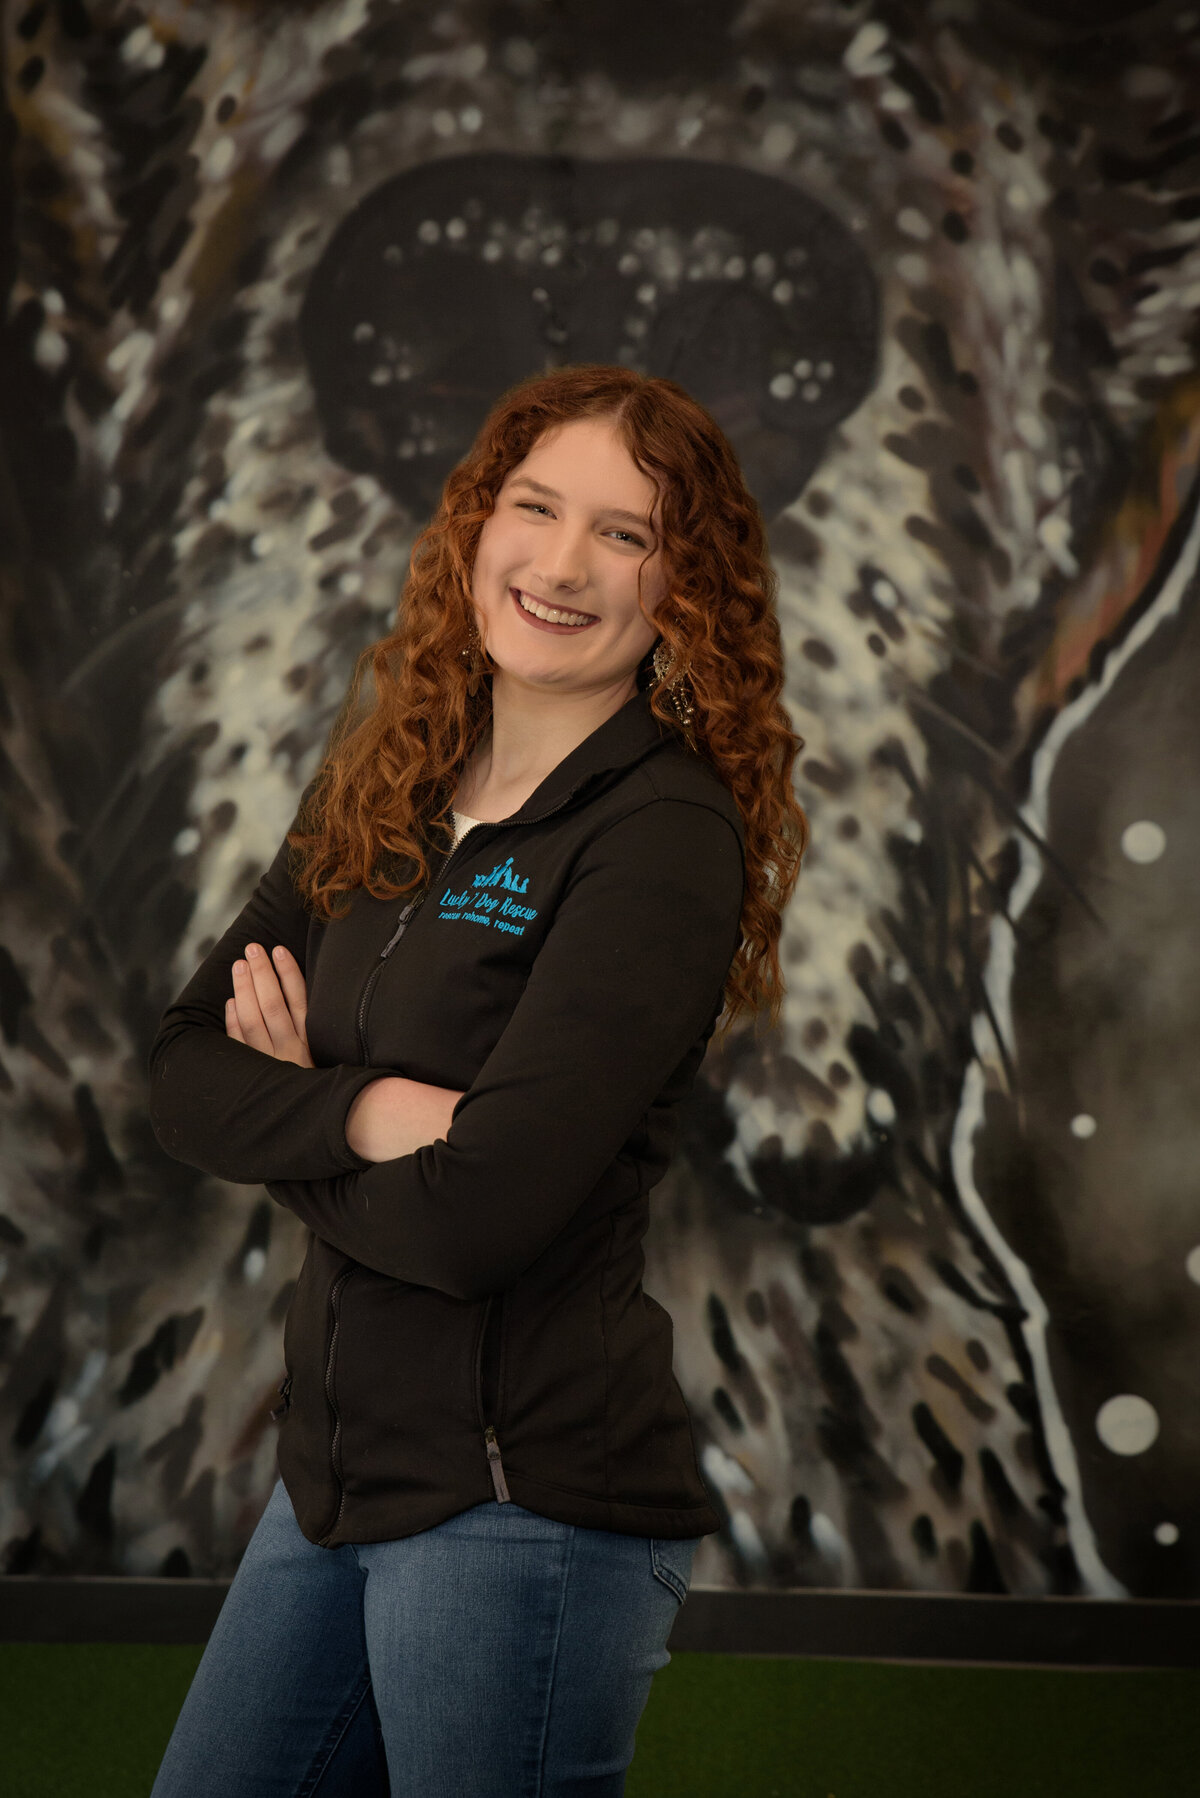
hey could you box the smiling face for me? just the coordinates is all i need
[467,414,669,705]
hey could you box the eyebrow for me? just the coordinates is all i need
[507,476,655,535]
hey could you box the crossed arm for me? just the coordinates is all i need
[223,938,463,1161]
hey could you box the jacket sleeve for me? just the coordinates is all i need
[263,797,746,1301]
[147,825,389,1183]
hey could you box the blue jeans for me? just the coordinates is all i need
[150,1474,701,1797]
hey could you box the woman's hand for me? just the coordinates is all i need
[224,942,315,1069]
[223,940,465,1161]
[345,1077,466,1163]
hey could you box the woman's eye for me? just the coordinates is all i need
[515,502,643,547]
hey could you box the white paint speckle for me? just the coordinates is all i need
[1155,1521,1180,1546]
[701,1442,755,1495]
[729,1509,769,1566]
[1121,820,1165,864]
[34,329,68,371]
[204,136,237,182]
[844,21,892,79]
[1038,514,1079,577]
[243,1248,267,1284]
[1070,1114,1097,1139]
[1184,1245,1200,1285]
[174,827,201,856]
[418,219,441,244]
[898,208,932,240]
[1095,1394,1159,1457]
[810,1511,847,1562]
[122,24,153,62]
[761,121,797,164]
[770,373,797,400]
[866,1087,896,1127]
[896,254,929,287]
[46,1396,81,1440]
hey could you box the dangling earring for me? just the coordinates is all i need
[652,635,696,749]
[459,618,486,695]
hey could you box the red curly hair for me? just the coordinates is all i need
[288,363,808,1033]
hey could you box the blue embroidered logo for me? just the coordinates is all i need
[438,856,538,936]
[472,856,530,894]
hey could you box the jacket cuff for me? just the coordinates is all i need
[324,1065,389,1173]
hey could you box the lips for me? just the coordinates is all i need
[510,587,598,633]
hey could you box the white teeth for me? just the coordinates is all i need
[516,590,593,627]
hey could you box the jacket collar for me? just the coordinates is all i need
[508,684,671,821]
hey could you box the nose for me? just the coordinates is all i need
[529,519,589,593]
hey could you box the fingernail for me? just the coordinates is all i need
[234,960,246,974]
[272,946,285,962]
[246,944,260,958]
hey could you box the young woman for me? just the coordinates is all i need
[147,363,807,1797]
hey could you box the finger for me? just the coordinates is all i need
[225,996,246,1043]
[231,957,274,1054]
[269,944,309,1035]
[242,943,304,1057]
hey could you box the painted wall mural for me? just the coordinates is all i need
[0,0,1197,1600]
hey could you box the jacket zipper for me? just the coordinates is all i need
[318,1266,355,1546]
[269,1373,292,1421]
[334,788,585,1525]
[475,1293,511,1503]
[352,790,583,1061]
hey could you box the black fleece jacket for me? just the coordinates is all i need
[147,686,745,1546]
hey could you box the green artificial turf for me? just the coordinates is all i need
[0,1643,1193,1797]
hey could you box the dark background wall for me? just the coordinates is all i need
[1,0,1198,1606]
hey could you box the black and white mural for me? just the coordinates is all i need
[1,0,1199,1602]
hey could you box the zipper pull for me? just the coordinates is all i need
[484,1425,511,1503]
[270,1374,293,1421]
[380,896,421,959]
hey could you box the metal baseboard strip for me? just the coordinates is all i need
[0,1578,1196,1667]
[671,1588,1199,1669]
